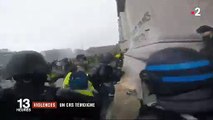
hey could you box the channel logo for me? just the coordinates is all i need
[16,98,58,112]
[16,98,31,112]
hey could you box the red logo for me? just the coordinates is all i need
[32,102,57,109]
[191,11,195,15]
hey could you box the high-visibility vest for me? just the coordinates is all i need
[63,72,95,97]
[115,53,122,59]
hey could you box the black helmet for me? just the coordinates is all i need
[140,47,213,96]
[76,54,87,61]
[101,52,114,64]
[5,51,49,79]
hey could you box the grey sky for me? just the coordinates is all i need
[0,0,119,52]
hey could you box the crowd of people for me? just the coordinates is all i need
[0,25,213,120]
[0,50,124,120]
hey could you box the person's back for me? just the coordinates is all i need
[61,55,101,119]
[90,53,117,89]
[90,53,118,119]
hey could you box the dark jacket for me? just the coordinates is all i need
[137,88,213,120]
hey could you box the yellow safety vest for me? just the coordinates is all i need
[115,53,121,59]
[63,72,95,97]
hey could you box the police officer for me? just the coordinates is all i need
[91,53,115,91]
[138,47,213,120]
[4,51,51,99]
[90,52,119,119]
[0,51,56,119]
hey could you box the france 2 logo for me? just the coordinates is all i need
[16,98,31,112]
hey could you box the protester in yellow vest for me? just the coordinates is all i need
[63,72,96,97]
[114,53,124,69]
[63,54,96,97]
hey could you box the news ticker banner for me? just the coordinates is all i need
[16,98,96,112]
